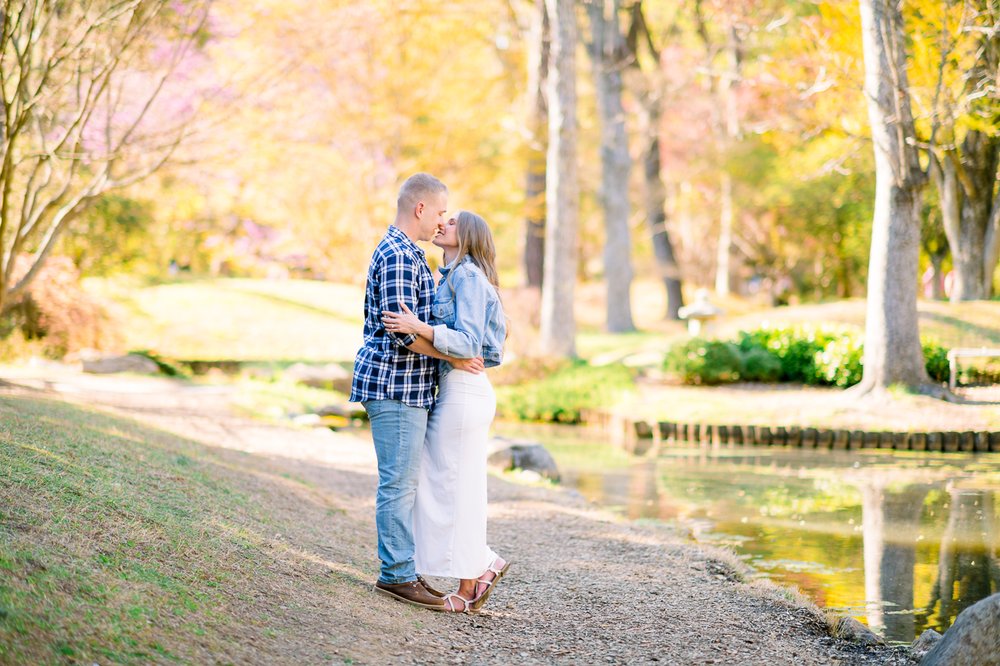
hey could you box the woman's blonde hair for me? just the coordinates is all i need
[448,211,509,341]
[450,211,500,293]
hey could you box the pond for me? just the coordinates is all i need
[496,423,1000,644]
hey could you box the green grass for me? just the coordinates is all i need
[0,395,333,664]
[86,277,364,361]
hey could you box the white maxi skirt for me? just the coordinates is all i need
[414,369,498,578]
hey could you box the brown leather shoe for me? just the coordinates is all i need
[416,575,445,598]
[374,580,446,611]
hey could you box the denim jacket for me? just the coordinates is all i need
[431,255,506,378]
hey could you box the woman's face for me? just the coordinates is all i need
[433,213,460,250]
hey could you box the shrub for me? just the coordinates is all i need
[663,338,743,385]
[1,256,121,358]
[815,335,865,387]
[736,325,847,383]
[741,347,783,382]
[495,361,634,423]
[667,325,963,388]
[922,341,950,383]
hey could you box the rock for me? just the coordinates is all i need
[828,615,884,646]
[284,363,352,393]
[920,592,1000,666]
[292,413,322,427]
[910,629,942,660]
[82,353,160,375]
[487,439,560,482]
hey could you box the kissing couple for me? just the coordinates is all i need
[350,173,511,613]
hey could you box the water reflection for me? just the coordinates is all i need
[507,426,1000,643]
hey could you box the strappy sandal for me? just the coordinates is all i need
[441,592,473,613]
[469,558,511,612]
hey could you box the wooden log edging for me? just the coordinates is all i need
[611,416,1000,454]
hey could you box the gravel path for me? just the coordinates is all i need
[3,365,918,665]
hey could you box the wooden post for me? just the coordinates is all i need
[958,431,975,453]
[974,431,991,453]
[927,432,944,452]
[731,425,744,445]
[892,432,911,450]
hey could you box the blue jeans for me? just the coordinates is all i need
[363,399,429,584]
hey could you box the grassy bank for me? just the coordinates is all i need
[85,277,364,361]
[0,394,352,664]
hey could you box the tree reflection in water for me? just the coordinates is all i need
[522,426,1000,643]
[916,489,1000,636]
[861,483,929,641]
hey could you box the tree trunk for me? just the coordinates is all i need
[644,120,684,320]
[524,0,549,289]
[714,23,740,297]
[539,0,578,358]
[586,0,634,333]
[932,135,1000,301]
[625,1,684,320]
[854,0,937,396]
[715,170,733,296]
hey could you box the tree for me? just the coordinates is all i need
[917,3,1000,300]
[624,1,684,320]
[0,0,210,315]
[691,0,743,297]
[854,0,937,396]
[523,0,549,289]
[539,0,578,357]
[585,0,634,332]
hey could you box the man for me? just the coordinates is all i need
[350,173,484,610]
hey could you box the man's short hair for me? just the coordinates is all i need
[397,173,447,214]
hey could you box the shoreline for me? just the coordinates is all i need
[0,367,918,664]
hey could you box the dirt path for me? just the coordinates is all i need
[3,364,916,665]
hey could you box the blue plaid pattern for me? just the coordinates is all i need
[350,225,438,408]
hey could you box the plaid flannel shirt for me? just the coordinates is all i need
[349,225,438,408]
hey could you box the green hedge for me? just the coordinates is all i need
[665,325,951,387]
[495,361,634,423]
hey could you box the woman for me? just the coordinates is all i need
[381,210,510,613]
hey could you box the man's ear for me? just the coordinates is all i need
[414,201,425,218]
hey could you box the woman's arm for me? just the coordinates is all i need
[384,268,491,360]
[427,273,490,359]
[383,303,485,372]
[382,302,435,342]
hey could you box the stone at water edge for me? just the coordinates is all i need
[920,592,1000,666]
[82,353,160,375]
[827,615,884,647]
[487,438,560,482]
[910,630,942,660]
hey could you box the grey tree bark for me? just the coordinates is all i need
[931,136,1000,301]
[625,1,684,320]
[714,23,741,297]
[928,12,1000,300]
[539,0,578,358]
[585,0,634,333]
[524,0,549,289]
[854,0,938,396]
